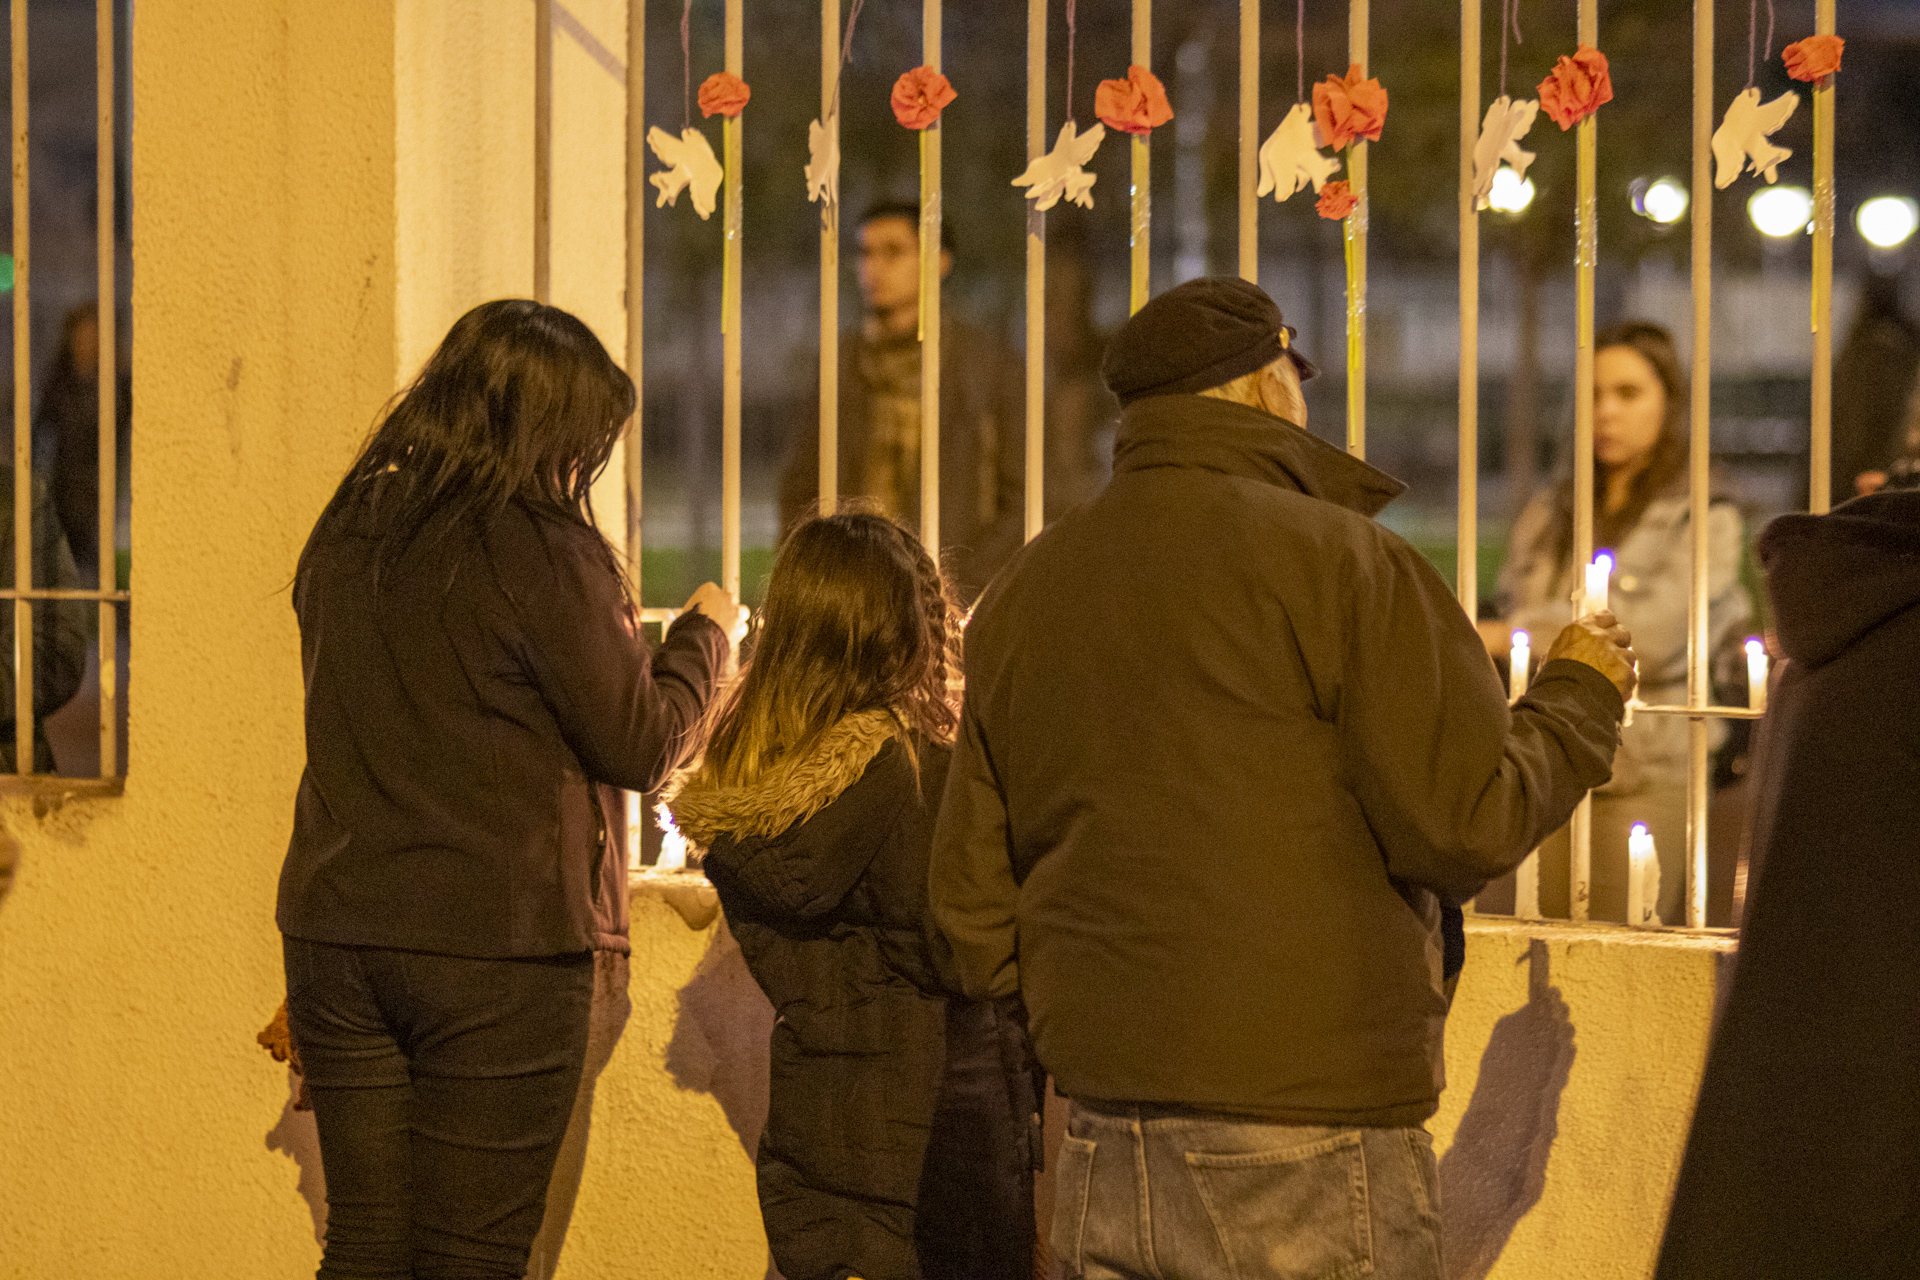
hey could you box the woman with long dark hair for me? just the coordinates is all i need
[669,511,1040,1280]
[1484,321,1752,923]
[276,299,742,1279]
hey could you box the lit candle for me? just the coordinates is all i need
[1509,630,1531,702]
[1583,552,1613,615]
[1627,823,1658,928]
[1745,637,1769,715]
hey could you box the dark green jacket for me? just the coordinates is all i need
[929,395,1623,1127]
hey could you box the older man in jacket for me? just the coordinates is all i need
[929,278,1637,1278]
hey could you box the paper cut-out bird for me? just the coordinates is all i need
[1712,86,1799,189]
[805,115,839,208]
[1472,96,1540,209]
[647,125,725,220]
[1011,121,1106,211]
[1256,103,1341,203]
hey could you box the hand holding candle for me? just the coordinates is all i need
[1745,637,1769,714]
[1509,630,1531,702]
[1545,610,1638,702]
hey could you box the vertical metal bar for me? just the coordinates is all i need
[1458,0,1479,620]
[1238,0,1258,284]
[534,0,553,303]
[13,0,33,774]
[919,0,942,550]
[819,0,839,517]
[1024,0,1045,542]
[1568,0,1599,922]
[1809,0,1835,515]
[1345,0,1368,459]
[625,0,645,599]
[722,0,743,597]
[623,0,646,871]
[1129,0,1150,314]
[1685,0,1714,930]
[97,0,116,777]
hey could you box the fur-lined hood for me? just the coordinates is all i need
[666,709,901,850]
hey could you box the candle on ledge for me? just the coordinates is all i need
[1627,822,1659,928]
[1509,630,1531,702]
[1583,552,1613,615]
[1745,637,1769,715]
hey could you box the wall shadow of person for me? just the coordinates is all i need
[664,917,782,1279]
[1439,939,1576,1280]
[265,1068,327,1247]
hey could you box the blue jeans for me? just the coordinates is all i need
[1050,1101,1444,1280]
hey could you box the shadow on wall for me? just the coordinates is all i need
[1439,939,1577,1280]
[266,1070,328,1247]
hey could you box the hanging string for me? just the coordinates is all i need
[1295,0,1305,103]
[1500,0,1524,99]
[1065,0,1077,124]
[826,0,868,123]
[1746,0,1777,86]
[681,0,694,130]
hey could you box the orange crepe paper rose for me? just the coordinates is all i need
[1311,65,1389,151]
[1539,46,1614,130]
[697,71,751,119]
[1316,180,1357,221]
[1783,34,1844,83]
[1095,65,1174,137]
[891,66,957,130]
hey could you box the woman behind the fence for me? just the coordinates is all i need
[669,510,1040,1280]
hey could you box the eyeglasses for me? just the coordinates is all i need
[1279,324,1321,382]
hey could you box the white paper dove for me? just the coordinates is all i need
[1472,96,1540,210]
[1712,86,1799,189]
[647,125,724,220]
[805,115,839,208]
[1256,103,1341,203]
[1011,121,1106,211]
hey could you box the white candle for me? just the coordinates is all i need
[1627,823,1659,928]
[1583,552,1613,615]
[1509,630,1531,702]
[1746,637,1769,714]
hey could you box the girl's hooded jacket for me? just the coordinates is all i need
[670,711,1037,1280]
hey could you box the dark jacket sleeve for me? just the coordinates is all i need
[928,701,1021,1000]
[1338,532,1625,903]
[500,514,726,793]
[702,747,908,925]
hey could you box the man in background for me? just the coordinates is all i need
[779,202,1023,599]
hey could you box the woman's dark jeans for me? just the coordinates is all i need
[283,936,595,1280]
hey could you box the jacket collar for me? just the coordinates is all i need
[1111,394,1407,518]
[666,709,900,849]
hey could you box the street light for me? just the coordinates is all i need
[1488,166,1536,214]
[1632,177,1688,225]
[1857,196,1918,250]
[1748,185,1813,238]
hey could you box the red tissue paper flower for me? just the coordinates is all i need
[1311,64,1389,151]
[1783,34,1844,83]
[697,71,751,119]
[1316,180,1357,221]
[1095,65,1174,137]
[1539,45,1614,130]
[892,66,957,130]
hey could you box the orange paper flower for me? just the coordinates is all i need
[1539,46,1614,130]
[892,66,957,130]
[1311,65,1389,151]
[1095,65,1174,137]
[697,71,751,119]
[1316,180,1357,221]
[1783,34,1844,83]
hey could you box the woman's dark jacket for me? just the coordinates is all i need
[670,713,1038,1280]
[1656,489,1920,1280]
[277,488,725,958]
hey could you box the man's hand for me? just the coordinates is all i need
[682,581,749,649]
[1544,610,1637,703]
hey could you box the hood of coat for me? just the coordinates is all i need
[1111,395,1407,518]
[1760,488,1920,669]
[666,709,901,849]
